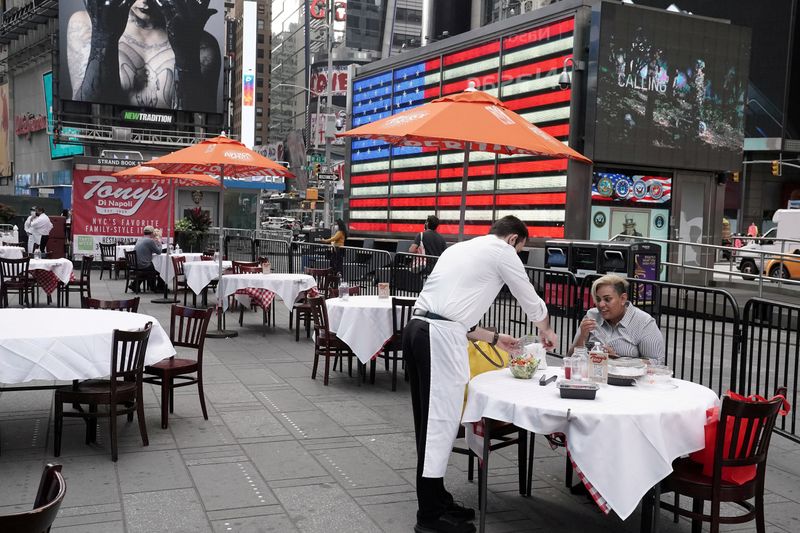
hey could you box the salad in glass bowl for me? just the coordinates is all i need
[509,354,539,379]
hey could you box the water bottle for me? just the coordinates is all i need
[175,243,182,254]
[572,347,588,381]
[339,281,350,301]
[168,244,174,254]
[34,249,41,259]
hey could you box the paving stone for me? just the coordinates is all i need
[0,459,45,507]
[219,409,290,439]
[116,449,193,494]
[52,521,126,533]
[313,446,408,489]
[243,441,327,481]
[355,433,418,470]
[274,409,350,439]
[57,455,120,507]
[188,461,278,510]
[123,488,212,533]
[265,362,314,378]
[211,513,300,532]
[202,383,259,404]
[314,399,387,426]
[255,388,318,412]
[227,365,285,386]
[169,417,237,449]
[274,483,380,533]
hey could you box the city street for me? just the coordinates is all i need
[1,272,799,532]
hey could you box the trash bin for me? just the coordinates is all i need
[544,240,571,271]
[598,242,631,275]
[570,241,600,277]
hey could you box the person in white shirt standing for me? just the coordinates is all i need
[23,207,37,254]
[30,206,54,255]
[403,215,557,533]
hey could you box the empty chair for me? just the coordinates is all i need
[308,295,355,386]
[82,297,140,312]
[143,306,213,428]
[657,389,787,533]
[292,268,338,342]
[57,255,93,307]
[373,297,415,391]
[0,463,66,533]
[0,256,34,308]
[54,323,153,461]
[98,242,124,279]
[327,285,362,299]
[171,255,193,306]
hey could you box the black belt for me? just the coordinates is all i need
[413,309,452,322]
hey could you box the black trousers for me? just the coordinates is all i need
[403,318,454,524]
[36,235,49,253]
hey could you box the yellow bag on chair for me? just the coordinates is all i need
[464,341,509,405]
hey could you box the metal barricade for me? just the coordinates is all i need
[391,252,440,297]
[253,238,292,273]
[740,298,799,443]
[291,241,333,274]
[224,235,255,262]
[341,246,393,294]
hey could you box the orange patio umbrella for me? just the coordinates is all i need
[113,166,221,303]
[338,83,592,239]
[143,135,294,336]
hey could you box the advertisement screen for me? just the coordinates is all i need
[43,72,84,160]
[58,0,224,113]
[592,3,750,170]
[591,171,671,205]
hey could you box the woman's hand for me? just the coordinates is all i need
[496,334,519,354]
[604,344,618,358]
[578,318,597,343]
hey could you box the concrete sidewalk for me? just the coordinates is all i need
[1,270,798,532]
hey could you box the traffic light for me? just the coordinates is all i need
[313,163,321,176]
[772,160,781,176]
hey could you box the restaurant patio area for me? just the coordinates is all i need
[1,271,799,533]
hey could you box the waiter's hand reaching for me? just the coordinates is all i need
[539,328,558,351]
[495,334,519,353]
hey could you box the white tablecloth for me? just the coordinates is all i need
[29,258,74,284]
[326,295,395,364]
[462,369,718,520]
[152,253,204,284]
[0,309,175,384]
[0,245,24,259]
[116,244,167,260]
[218,273,316,312]
[183,261,233,294]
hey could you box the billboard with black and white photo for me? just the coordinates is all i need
[58,0,224,114]
[590,3,751,171]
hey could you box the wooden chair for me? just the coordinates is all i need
[124,250,158,294]
[326,285,362,299]
[292,268,338,342]
[171,255,193,306]
[232,261,259,273]
[143,306,213,429]
[656,388,787,533]
[98,242,123,280]
[234,265,276,328]
[81,297,140,313]
[57,255,93,308]
[369,297,414,391]
[308,296,355,386]
[54,323,153,462]
[0,463,66,533]
[0,256,34,308]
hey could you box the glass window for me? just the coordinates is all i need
[256,107,263,116]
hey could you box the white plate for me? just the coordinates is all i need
[634,379,678,391]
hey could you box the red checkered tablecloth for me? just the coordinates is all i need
[31,271,75,295]
[569,454,611,515]
[228,287,276,312]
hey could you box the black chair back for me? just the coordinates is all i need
[124,250,139,270]
[110,322,153,395]
[82,297,141,312]
[0,256,30,283]
[392,297,417,338]
[170,305,213,356]
[99,242,116,262]
[0,463,66,532]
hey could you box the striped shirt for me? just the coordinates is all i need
[574,303,664,364]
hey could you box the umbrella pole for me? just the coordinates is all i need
[457,144,471,241]
[152,179,178,304]
[207,164,238,338]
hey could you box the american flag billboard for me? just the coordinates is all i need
[348,17,576,238]
[591,171,672,205]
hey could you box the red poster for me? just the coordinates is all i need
[71,168,171,256]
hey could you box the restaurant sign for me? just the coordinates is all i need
[15,113,48,138]
[71,163,172,257]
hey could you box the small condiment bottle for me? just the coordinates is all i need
[588,341,609,384]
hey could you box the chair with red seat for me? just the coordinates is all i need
[143,305,213,429]
[0,463,66,532]
[656,387,787,533]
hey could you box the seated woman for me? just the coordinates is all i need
[568,274,664,364]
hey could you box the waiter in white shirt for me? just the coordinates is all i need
[403,215,557,533]
[30,206,53,254]
[23,207,37,254]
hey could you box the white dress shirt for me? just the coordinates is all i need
[415,234,548,328]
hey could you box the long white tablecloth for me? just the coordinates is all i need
[0,309,175,384]
[325,295,395,364]
[29,258,74,284]
[183,261,233,294]
[0,245,24,259]
[152,253,204,285]
[218,273,316,312]
[462,369,718,520]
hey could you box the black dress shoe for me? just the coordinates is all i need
[414,513,476,533]
[446,501,475,521]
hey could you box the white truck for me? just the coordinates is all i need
[737,209,800,278]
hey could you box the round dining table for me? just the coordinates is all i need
[183,260,233,295]
[152,252,204,285]
[218,273,317,312]
[325,295,396,364]
[0,245,24,259]
[462,368,718,529]
[0,308,175,385]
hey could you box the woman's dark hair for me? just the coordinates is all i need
[489,215,528,241]
[336,219,348,238]
[61,209,69,217]
[425,215,440,231]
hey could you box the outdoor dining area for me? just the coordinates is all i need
[1,87,798,533]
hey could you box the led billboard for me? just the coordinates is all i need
[349,17,576,238]
[591,3,751,171]
[43,72,84,160]
[58,0,224,113]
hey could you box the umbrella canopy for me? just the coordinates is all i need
[144,135,293,178]
[112,166,221,187]
[338,87,591,164]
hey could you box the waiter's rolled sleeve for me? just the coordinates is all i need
[498,246,549,323]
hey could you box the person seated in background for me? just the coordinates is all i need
[132,225,162,292]
[568,274,664,364]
